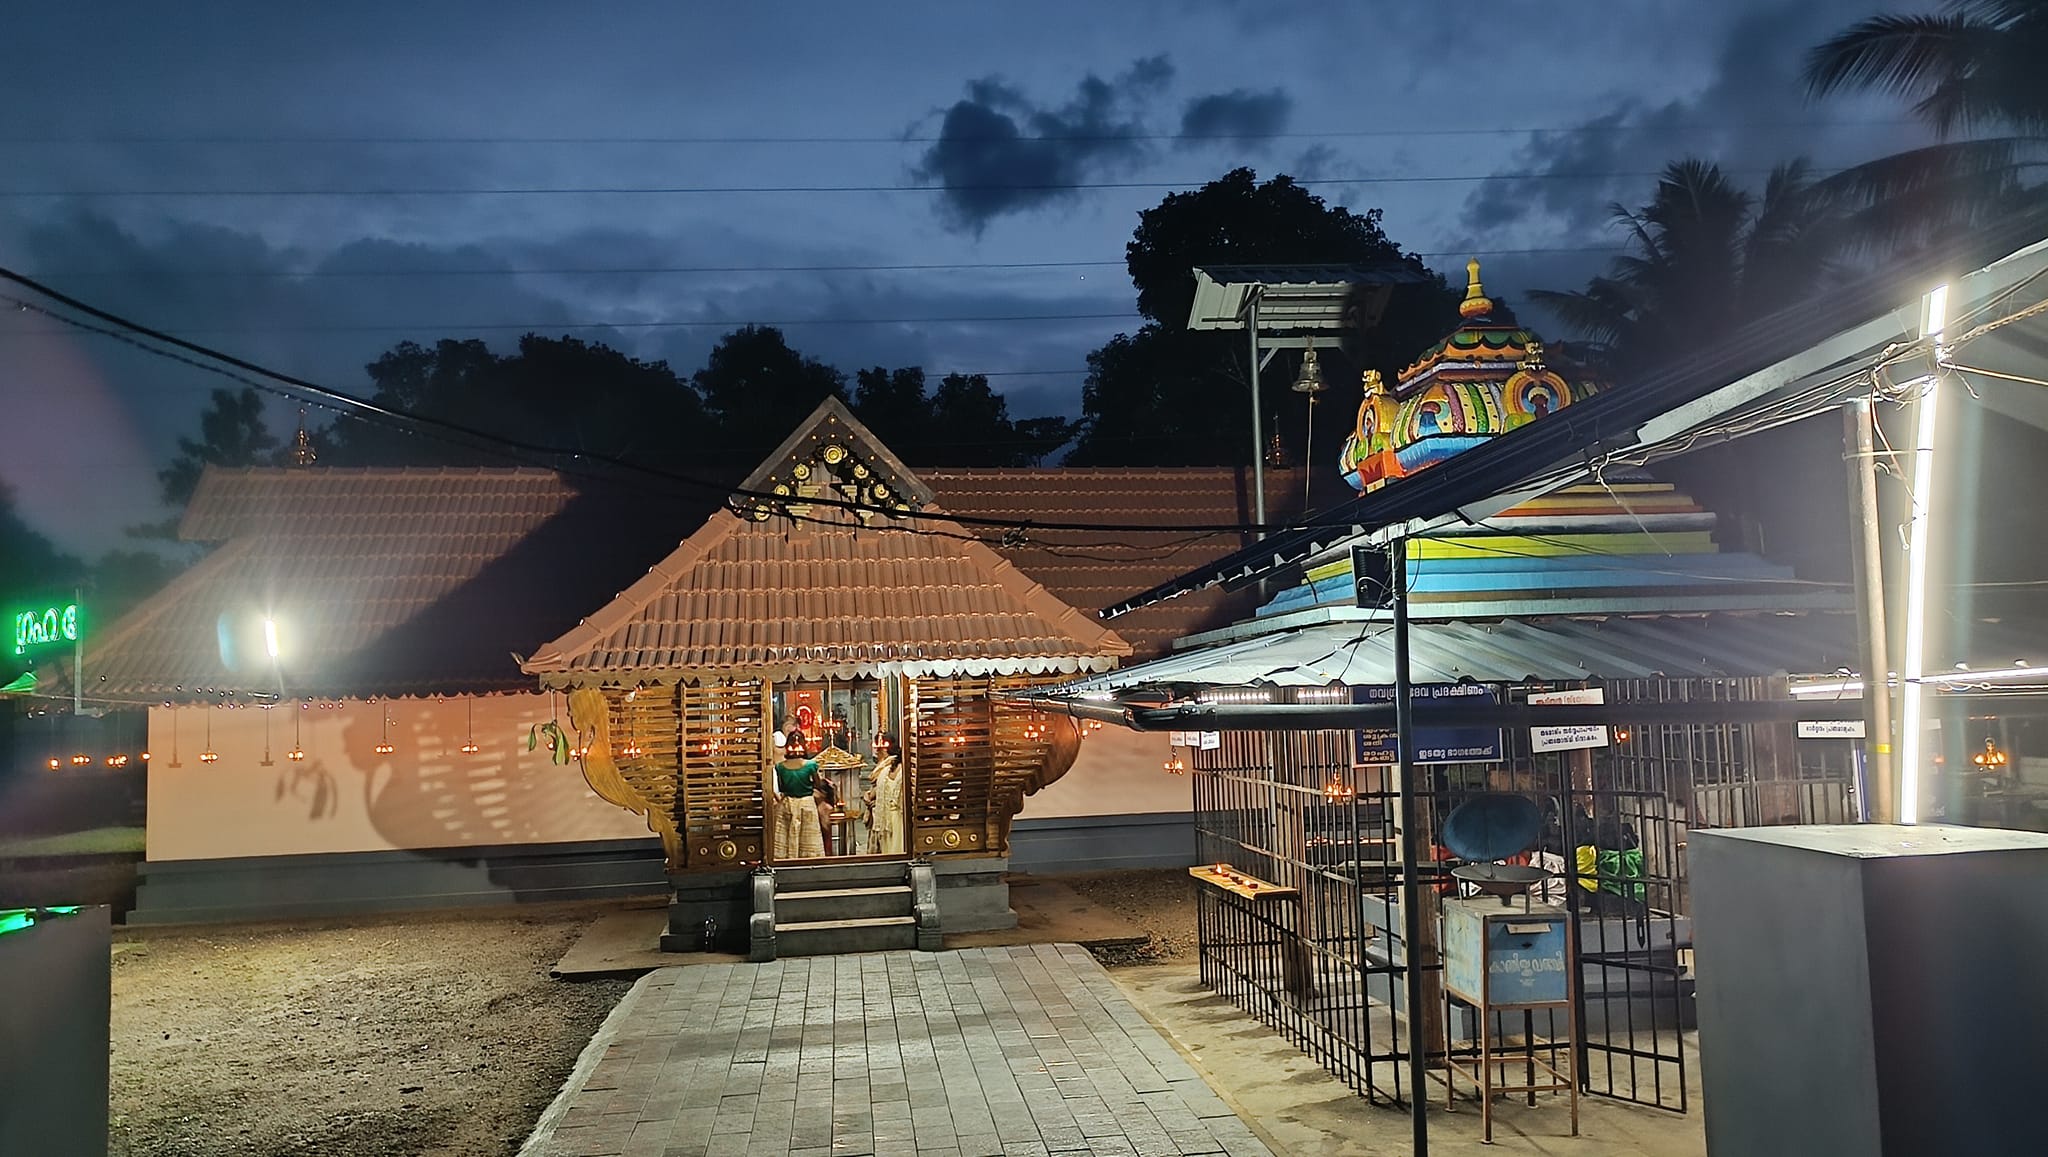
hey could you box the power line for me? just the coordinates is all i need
[21,246,1632,281]
[0,264,1307,536]
[0,311,1135,336]
[0,166,1854,199]
[0,119,1914,146]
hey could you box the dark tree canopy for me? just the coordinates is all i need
[158,387,281,506]
[1531,159,1842,377]
[0,479,82,604]
[850,367,1072,466]
[1072,168,1457,471]
[325,335,707,473]
[691,325,847,459]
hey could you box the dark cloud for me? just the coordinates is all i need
[1177,89,1291,148]
[0,208,1125,551]
[911,57,1175,234]
[1452,0,1932,321]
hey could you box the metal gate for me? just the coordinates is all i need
[1188,678,1857,1115]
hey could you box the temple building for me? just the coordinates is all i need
[63,403,1295,932]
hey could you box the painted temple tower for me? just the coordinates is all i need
[1340,259,1598,493]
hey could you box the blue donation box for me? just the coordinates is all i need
[1353,682,1504,765]
[1441,898,1570,1006]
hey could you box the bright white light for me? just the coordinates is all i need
[1792,665,2047,698]
[263,617,280,660]
[1790,679,1865,697]
[1898,375,1942,824]
[1924,283,1949,342]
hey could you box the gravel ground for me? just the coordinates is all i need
[109,905,631,1157]
[1059,867,1199,967]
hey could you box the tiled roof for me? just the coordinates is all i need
[178,466,572,542]
[922,467,1303,660]
[78,467,711,701]
[522,506,1132,686]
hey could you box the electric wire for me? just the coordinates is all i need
[0,119,1916,146]
[0,165,1864,199]
[0,264,1316,535]
[21,245,1628,280]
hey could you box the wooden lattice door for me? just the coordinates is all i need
[906,675,1063,856]
[675,679,768,868]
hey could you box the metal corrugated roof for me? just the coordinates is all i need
[1049,613,1864,693]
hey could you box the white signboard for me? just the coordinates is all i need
[1528,687,1610,752]
[1198,731,1221,751]
[1797,719,1867,740]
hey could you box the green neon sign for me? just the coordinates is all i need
[12,602,80,655]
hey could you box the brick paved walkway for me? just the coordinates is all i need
[526,944,1272,1157]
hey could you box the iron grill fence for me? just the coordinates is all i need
[1189,677,1853,1113]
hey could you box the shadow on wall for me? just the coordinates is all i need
[350,697,638,850]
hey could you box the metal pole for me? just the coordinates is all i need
[72,585,82,718]
[1248,293,1266,537]
[1391,537,1430,1155]
[1845,399,1895,822]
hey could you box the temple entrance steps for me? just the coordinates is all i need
[753,860,938,959]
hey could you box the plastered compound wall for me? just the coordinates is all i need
[145,694,653,861]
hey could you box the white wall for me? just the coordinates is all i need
[1018,726,1192,820]
[145,694,653,861]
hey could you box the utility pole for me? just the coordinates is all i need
[1390,537,1430,1156]
[1845,399,1895,822]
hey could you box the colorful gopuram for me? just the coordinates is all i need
[1339,259,1598,493]
[1280,257,1840,620]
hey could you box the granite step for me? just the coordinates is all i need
[776,915,917,956]
[775,884,912,924]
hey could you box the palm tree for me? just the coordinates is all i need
[1529,159,1841,373]
[1807,0,2048,136]
[1805,0,2048,250]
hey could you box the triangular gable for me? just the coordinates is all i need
[523,405,1131,686]
[736,395,933,516]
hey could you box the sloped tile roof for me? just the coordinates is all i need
[178,466,572,542]
[923,467,1303,660]
[522,507,1132,685]
[79,467,709,701]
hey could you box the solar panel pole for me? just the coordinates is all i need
[1247,291,1267,537]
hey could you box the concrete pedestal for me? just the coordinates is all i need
[0,905,110,1157]
[1691,824,2048,1157]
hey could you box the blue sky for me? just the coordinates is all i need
[0,0,1922,553]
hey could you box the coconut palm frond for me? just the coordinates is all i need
[1527,282,1637,351]
[1803,14,1988,104]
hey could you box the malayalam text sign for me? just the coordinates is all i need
[1354,682,1504,765]
[1528,687,1610,752]
[1797,719,1867,740]
[11,602,79,656]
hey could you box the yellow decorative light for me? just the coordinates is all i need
[70,753,90,766]
[1322,775,1355,804]
[46,757,59,770]
[199,750,220,764]
[374,741,395,755]
[286,748,306,762]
